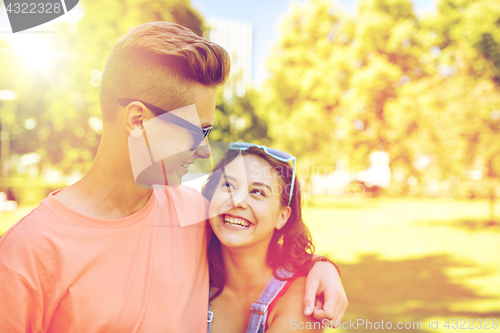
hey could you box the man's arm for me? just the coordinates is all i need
[303,255,347,324]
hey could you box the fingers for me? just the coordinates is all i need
[313,298,327,320]
[321,284,336,320]
[315,299,323,313]
[304,259,349,322]
[312,298,331,321]
[312,288,348,322]
[303,277,320,316]
[329,290,342,324]
[333,293,348,326]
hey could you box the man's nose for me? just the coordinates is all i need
[194,137,212,159]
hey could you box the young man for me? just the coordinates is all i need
[0,22,347,332]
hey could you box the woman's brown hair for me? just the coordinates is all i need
[201,146,315,299]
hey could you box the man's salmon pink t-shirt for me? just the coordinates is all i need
[0,186,209,333]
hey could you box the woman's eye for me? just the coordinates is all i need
[222,182,234,190]
[251,189,266,196]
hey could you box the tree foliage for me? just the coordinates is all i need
[0,0,204,178]
[2,0,500,211]
[211,88,269,145]
[260,0,500,204]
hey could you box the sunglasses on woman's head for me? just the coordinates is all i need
[228,142,296,206]
[118,99,212,150]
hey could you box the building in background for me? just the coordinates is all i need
[205,18,253,101]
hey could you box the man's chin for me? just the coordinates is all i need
[166,180,182,188]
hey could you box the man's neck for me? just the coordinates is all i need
[55,141,153,219]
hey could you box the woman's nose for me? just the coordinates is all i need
[229,190,249,209]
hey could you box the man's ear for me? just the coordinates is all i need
[276,206,292,230]
[125,102,145,137]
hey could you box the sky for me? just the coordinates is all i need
[191,0,437,85]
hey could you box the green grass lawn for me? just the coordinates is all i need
[2,197,500,332]
[304,196,500,332]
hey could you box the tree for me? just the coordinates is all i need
[0,0,205,177]
[383,0,500,221]
[210,88,269,145]
[259,0,426,185]
[0,0,207,204]
[258,0,500,214]
[393,0,500,218]
[258,0,354,171]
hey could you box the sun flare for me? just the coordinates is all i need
[16,37,58,71]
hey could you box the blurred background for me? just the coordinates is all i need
[1,0,499,331]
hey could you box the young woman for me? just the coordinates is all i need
[202,143,325,333]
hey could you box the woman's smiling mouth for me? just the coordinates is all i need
[221,214,254,229]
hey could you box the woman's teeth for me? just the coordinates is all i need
[224,215,251,228]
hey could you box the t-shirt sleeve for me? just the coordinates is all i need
[0,262,42,332]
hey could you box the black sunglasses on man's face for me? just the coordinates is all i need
[118,99,212,150]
